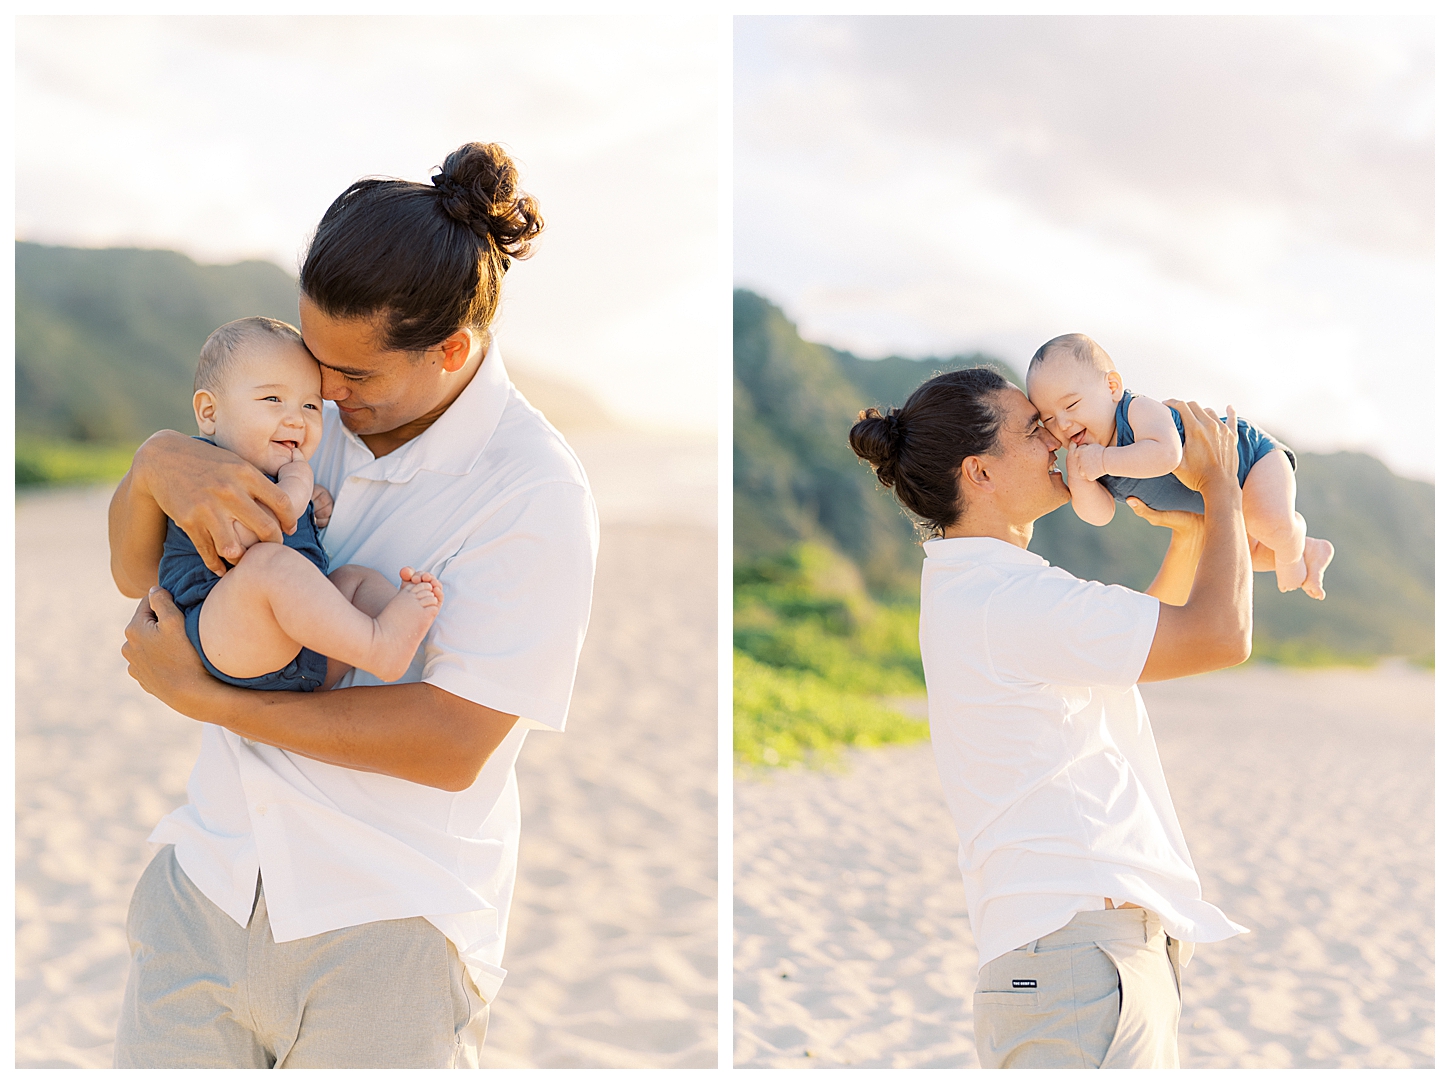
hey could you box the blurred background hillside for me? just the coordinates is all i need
[15,241,686,491]
[732,287,1433,764]
[16,242,301,481]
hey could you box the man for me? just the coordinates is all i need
[108,300,596,1067]
[854,373,1250,1068]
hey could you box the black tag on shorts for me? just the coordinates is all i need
[1012,979,1037,988]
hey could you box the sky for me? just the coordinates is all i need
[17,14,720,434]
[735,14,1434,481]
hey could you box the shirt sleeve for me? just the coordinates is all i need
[985,567,1160,690]
[422,479,599,732]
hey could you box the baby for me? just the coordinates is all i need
[1025,333,1333,600]
[156,316,442,692]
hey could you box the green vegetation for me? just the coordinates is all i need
[734,653,929,768]
[733,289,1435,767]
[734,544,929,766]
[16,438,138,488]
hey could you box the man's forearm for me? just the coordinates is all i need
[1181,478,1252,656]
[211,680,520,791]
[109,467,168,599]
[1145,525,1204,606]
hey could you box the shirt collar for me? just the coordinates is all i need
[923,535,1049,567]
[334,337,511,483]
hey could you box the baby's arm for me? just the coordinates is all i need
[1064,443,1117,526]
[274,454,315,520]
[1094,395,1183,480]
[230,455,315,553]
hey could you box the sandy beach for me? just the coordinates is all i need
[15,426,717,1069]
[734,662,1433,1069]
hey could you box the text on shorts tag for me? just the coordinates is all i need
[1012,979,1037,988]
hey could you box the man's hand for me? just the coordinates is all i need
[122,588,226,720]
[1166,400,1239,497]
[1125,495,1205,539]
[311,485,335,529]
[134,432,298,577]
[1139,402,1252,681]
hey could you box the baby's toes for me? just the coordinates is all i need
[416,572,443,602]
[399,566,420,584]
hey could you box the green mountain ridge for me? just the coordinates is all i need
[17,241,302,445]
[733,289,1433,662]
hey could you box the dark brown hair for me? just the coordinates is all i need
[299,142,543,352]
[849,367,1010,537]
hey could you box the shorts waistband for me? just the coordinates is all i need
[1024,908,1164,951]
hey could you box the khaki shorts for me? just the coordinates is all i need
[114,845,489,1069]
[974,908,1188,1069]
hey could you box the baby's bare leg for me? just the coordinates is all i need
[199,545,442,684]
[320,564,435,688]
[1241,452,1334,599]
[1242,451,1308,592]
[329,564,404,618]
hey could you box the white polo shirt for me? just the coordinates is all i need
[150,340,598,1003]
[919,536,1246,972]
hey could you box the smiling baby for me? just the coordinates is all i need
[1025,333,1333,599]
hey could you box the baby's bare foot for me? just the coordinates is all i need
[399,566,444,606]
[1274,555,1308,594]
[366,570,443,682]
[1300,536,1334,601]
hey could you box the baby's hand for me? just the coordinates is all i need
[1064,440,1108,485]
[311,484,335,528]
[277,447,312,478]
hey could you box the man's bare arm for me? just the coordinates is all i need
[1126,497,1205,607]
[123,588,518,790]
[108,431,298,597]
[1138,401,1253,682]
[108,468,171,599]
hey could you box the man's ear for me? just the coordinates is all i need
[194,389,218,435]
[1106,370,1124,400]
[959,454,994,495]
[435,328,477,374]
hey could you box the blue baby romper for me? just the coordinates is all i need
[1098,390,1294,514]
[156,440,331,692]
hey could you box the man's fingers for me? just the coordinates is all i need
[147,586,184,625]
[127,593,158,629]
[1126,496,1167,526]
[123,595,159,669]
[192,520,234,577]
[250,479,298,536]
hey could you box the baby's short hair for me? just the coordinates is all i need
[195,316,307,395]
[1027,333,1115,378]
